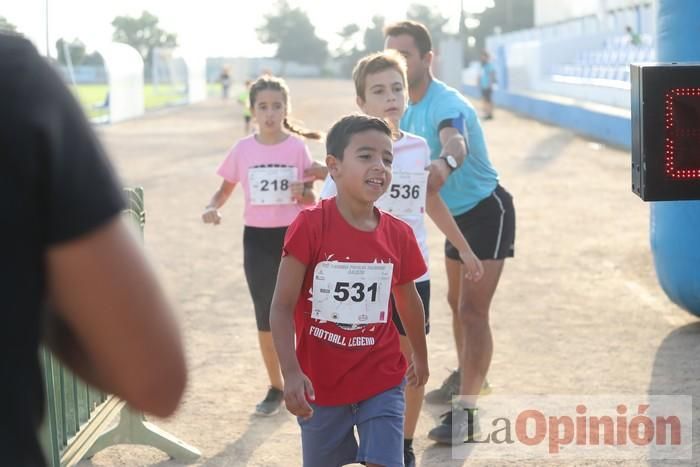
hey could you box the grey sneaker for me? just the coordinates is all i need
[427,406,480,445]
[425,370,492,404]
[254,386,283,416]
[424,369,461,404]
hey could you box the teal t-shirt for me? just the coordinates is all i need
[400,78,498,216]
[480,62,495,89]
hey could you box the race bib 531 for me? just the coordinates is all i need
[312,261,393,325]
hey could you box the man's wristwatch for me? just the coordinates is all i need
[440,154,458,173]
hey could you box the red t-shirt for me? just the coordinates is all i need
[282,198,427,406]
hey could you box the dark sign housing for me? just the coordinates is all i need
[632,63,700,200]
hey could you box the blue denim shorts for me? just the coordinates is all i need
[298,380,406,467]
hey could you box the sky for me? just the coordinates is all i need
[0,0,494,58]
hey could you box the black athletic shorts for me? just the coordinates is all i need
[243,225,287,331]
[445,184,515,261]
[481,87,493,103]
[390,280,430,336]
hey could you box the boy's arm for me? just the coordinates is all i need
[425,193,483,281]
[392,281,429,387]
[270,255,315,419]
[425,192,469,252]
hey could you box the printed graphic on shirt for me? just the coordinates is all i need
[375,170,428,216]
[248,164,297,205]
[312,260,393,326]
[307,325,377,347]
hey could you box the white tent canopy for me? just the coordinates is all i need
[176,48,207,104]
[97,42,145,123]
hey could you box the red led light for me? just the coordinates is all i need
[664,88,700,180]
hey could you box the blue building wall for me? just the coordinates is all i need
[464,2,656,150]
[462,84,631,149]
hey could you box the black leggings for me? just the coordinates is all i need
[243,226,287,331]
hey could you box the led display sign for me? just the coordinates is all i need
[631,63,700,200]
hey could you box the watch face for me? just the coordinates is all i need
[445,155,457,168]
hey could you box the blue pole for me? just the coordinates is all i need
[651,0,700,316]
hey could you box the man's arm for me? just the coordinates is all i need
[46,216,186,418]
[43,310,103,387]
[270,255,315,419]
[427,127,469,193]
[392,281,429,387]
[440,127,469,166]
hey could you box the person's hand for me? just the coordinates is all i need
[459,249,484,282]
[406,354,430,387]
[304,161,328,182]
[283,371,315,420]
[202,206,222,225]
[290,181,305,202]
[426,159,451,193]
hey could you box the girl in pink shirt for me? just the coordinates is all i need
[202,76,320,416]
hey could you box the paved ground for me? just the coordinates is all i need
[78,79,699,467]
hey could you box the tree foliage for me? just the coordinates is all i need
[407,3,449,50]
[0,16,17,33]
[363,15,386,54]
[56,38,86,66]
[111,11,177,70]
[82,51,104,66]
[335,23,362,77]
[337,24,360,56]
[257,1,328,67]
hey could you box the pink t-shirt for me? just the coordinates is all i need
[217,134,314,227]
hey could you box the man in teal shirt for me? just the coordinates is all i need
[478,50,496,120]
[386,20,516,446]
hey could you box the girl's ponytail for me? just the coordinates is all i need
[283,118,322,140]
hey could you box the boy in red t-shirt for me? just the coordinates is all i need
[270,114,429,467]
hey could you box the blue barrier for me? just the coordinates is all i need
[462,84,631,149]
[650,0,700,317]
